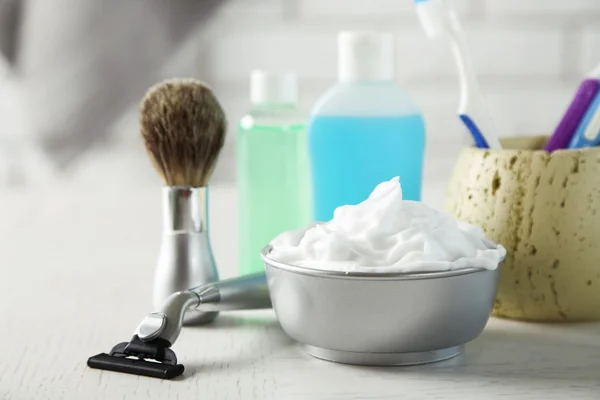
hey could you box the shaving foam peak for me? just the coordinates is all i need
[269,177,505,273]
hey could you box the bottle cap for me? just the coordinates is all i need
[250,70,298,105]
[338,31,395,82]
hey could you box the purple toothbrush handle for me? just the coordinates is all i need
[545,79,600,152]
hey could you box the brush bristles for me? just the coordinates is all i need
[140,78,227,187]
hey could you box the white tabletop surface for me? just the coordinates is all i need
[1,179,600,400]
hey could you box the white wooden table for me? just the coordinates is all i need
[1,181,600,399]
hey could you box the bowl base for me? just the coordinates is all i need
[304,345,463,366]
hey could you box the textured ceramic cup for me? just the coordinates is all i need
[444,135,600,322]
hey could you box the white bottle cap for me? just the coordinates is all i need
[338,31,395,82]
[250,70,298,105]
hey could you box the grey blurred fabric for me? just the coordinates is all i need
[0,0,225,169]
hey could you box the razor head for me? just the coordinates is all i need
[87,353,184,379]
[87,335,184,379]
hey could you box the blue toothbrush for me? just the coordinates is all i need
[568,86,600,149]
[568,64,600,149]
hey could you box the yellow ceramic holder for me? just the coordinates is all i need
[445,136,600,322]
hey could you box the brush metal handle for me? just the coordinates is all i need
[152,231,219,309]
[153,186,220,325]
[190,272,271,312]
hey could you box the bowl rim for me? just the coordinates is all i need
[260,245,501,281]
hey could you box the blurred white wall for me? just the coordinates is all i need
[1,0,600,189]
[200,0,600,187]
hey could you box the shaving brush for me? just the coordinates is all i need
[140,78,227,325]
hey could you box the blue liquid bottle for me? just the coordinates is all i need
[308,31,426,221]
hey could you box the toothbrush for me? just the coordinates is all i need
[551,62,600,150]
[415,0,502,149]
[544,65,600,152]
[567,90,600,149]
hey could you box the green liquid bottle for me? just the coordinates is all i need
[237,71,311,275]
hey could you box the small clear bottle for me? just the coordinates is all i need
[237,71,311,275]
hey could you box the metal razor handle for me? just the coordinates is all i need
[191,272,271,312]
[137,272,271,344]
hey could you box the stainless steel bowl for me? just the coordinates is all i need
[261,245,501,366]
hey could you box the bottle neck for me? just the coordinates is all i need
[249,102,297,113]
[337,32,395,82]
[336,78,394,85]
